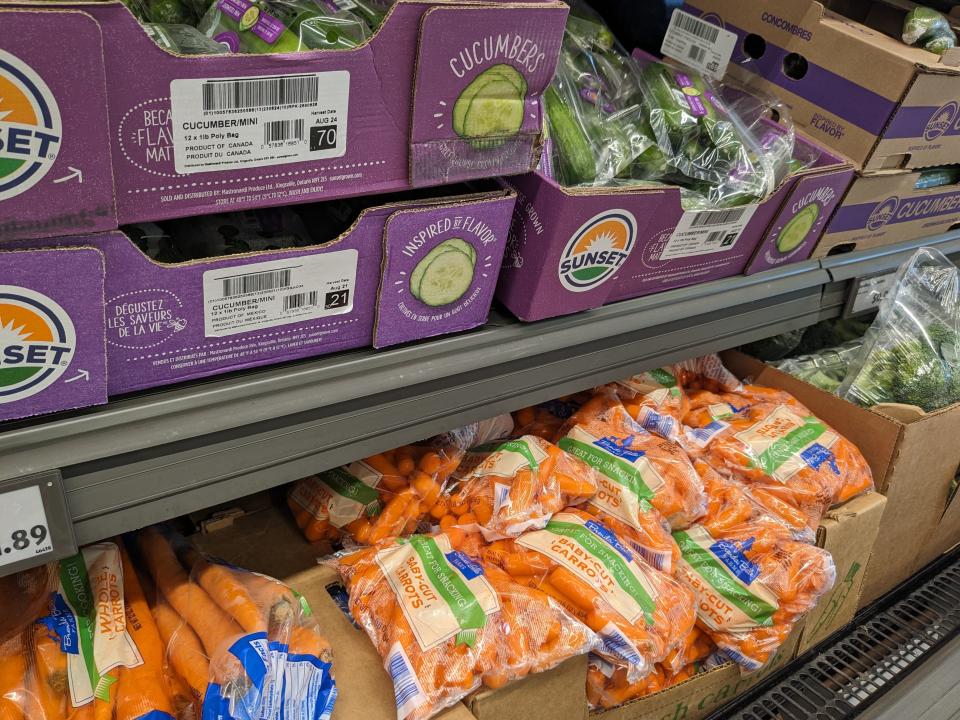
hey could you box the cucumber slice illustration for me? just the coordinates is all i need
[462,79,525,148]
[410,243,465,300]
[776,204,820,253]
[416,247,476,307]
[453,64,526,137]
[440,237,476,264]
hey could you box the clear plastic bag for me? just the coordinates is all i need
[838,248,960,413]
[434,435,599,539]
[336,531,596,720]
[558,392,708,533]
[903,6,958,54]
[773,339,863,393]
[605,366,690,441]
[197,0,371,54]
[511,394,591,441]
[288,441,465,545]
[143,23,229,54]
[135,527,336,720]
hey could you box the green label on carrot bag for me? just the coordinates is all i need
[455,436,548,482]
[293,461,382,528]
[376,535,499,651]
[734,405,838,482]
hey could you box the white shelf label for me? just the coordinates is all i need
[661,9,738,81]
[848,271,896,315]
[0,485,52,569]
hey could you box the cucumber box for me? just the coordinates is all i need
[0,186,514,416]
[0,1,566,242]
[497,107,853,322]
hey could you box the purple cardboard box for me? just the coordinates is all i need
[497,131,852,322]
[0,1,565,241]
[19,188,514,397]
[0,247,108,422]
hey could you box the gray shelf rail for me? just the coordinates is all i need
[2,231,959,560]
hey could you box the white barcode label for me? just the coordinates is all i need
[660,203,758,260]
[661,9,737,81]
[202,252,357,337]
[386,643,427,719]
[170,71,349,174]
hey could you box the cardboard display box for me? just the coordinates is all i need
[1,186,515,419]
[814,169,960,257]
[682,0,960,172]
[0,1,566,241]
[722,350,959,609]
[497,132,852,322]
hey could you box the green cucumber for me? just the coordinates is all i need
[453,64,526,136]
[776,204,820,253]
[417,247,475,306]
[544,85,596,185]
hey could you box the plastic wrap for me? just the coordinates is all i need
[558,392,707,532]
[773,340,863,393]
[197,0,371,54]
[434,435,599,539]
[739,329,805,362]
[483,509,695,684]
[902,6,958,55]
[674,354,744,394]
[838,248,960,413]
[335,532,596,720]
[136,527,336,720]
[605,367,690,441]
[430,414,514,453]
[144,23,230,53]
[289,441,465,545]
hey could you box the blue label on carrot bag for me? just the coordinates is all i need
[710,537,760,584]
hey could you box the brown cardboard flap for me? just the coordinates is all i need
[469,655,588,720]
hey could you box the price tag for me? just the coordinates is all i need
[0,470,75,577]
[661,9,738,81]
[844,271,897,317]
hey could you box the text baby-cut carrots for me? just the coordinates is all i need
[336,531,595,720]
[557,392,707,531]
[482,508,696,683]
[435,435,599,539]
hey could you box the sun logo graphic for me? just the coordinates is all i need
[866,196,899,231]
[0,287,75,404]
[558,210,637,292]
[924,101,958,142]
[0,49,62,201]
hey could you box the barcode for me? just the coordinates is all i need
[221,269,292,297]
[388,649,422,711]
[264,119,305,144]
[687,44,706,63]
[691,207,747,227]
[202,75,319,112]
[283,291,319,311]
[675,11,720,43]
[600,628,642,666]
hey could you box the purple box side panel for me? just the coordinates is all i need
[746,167,854,274]
[0,10,116,241]
[0,247,107,421]
[374,193,515,346]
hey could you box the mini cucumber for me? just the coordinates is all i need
[453,64,526,136]
[544,85,596,184]
[416,248,476,307]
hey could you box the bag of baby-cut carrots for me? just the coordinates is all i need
[557,392,706,545]
[606,367,690,441]
[289,441,465,545]
[134,526,337,720]
[681,397,874,534]
[512,395,590,441]
[336,531,596,720]
[482,508,696,684]
[432,435,598,539]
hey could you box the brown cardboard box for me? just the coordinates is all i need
[794,492,887,653]
[722,351,960,607]
[814,170,960,257]
[586,630,801,720]
[192,505,590,720]
[682,0,960,172]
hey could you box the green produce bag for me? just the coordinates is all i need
[197,0,371,54]
[144,22,229,54]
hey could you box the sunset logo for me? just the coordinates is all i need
[866,196,899,231]
[0,49,62,201]
[558,210,637,292]
[924,101,957,142]
[0,287,75,403]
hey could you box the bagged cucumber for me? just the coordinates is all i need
[144,22,228,54]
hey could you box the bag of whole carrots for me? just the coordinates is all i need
[289,442,465,546]
[135,526,337,720]
[557,392,707,535]
[482,509,696,683]
[606,367,690,441]
[336,532,596,720]
[433,435,599,539]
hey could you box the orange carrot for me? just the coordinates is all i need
[29,624,66,720]
[0,633,25,720]
[151,599,209,698]
[178,548,265,635]
[139,528,242,659]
